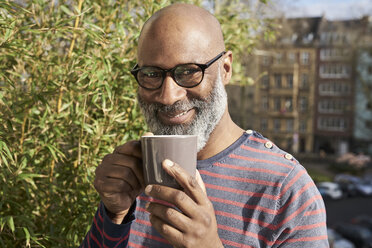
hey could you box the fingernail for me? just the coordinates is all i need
[163,159,174,167]
[145,185,152,195]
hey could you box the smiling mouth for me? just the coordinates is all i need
[166,110,190,118]
[158,108,195,125]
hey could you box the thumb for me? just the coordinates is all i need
[195,170,207,194]
[142,132,154,137]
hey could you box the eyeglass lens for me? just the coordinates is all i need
[137,64,203,89]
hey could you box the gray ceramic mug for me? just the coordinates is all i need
[141,135,197,188]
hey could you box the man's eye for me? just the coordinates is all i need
[142,71,161,78]
[177,68,198,76]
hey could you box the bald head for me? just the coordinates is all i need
[137,3,225,67]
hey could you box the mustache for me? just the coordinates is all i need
[138,95,208,114]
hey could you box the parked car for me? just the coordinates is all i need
[334,174,372,197]
[355,183,372,196]
[316,182,343,200]
[335,223,372,248]
[328,228,355,248]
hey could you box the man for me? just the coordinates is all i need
[81,3,329,248]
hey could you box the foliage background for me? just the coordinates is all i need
[0,0,272,246]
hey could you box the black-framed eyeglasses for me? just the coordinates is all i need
[130,51,226,90]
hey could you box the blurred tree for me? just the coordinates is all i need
[0,0,274,246]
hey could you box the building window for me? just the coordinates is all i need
[318,100,348,113]
[318,117,348,131]
[299,97,308,112]
[262,56,270,66]
[273,119,281,132]
[284,98,293,112]
[288,52,296,63]
[320,48,351,60]
[319,64,351,78]
[273,97,281,112]
[260,118,268,131]
[261,95,268,111]
[319,82,350,96]
[274,74,282,88]
[275,53,283,64]
[286,74,293,88]
[300,120,307,132]
[286,119,294,132]
[261,74,269,88]
[300,52,310,65]
[300,74,309,89]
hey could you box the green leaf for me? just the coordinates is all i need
[23,227,31,246]
[7,216,15,233]
[60,5,75,16]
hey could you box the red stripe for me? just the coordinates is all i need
[103,229,123,242]
[200,170,282,187]
[93,216,103,237]
[230,154,293,169]
[98,208,103,222]
[219,223,327,246]
[136,206,148,214]
[128,241,148,248]
[241,144,283,158]
[278,194,323,226]
[215,210,276,229]
[87,230,91,248]
[214,161,288,176]
[304,208,326,216]
[283,222,327,232]
[248,136,268,143]
[131,229,169,244]
[275,235,329,245]
[95,209,125,242]
[277,181,314,214]
[113,232,130,248]
[279,169,307,198]
[136,218,152,227]
[218,223,274,245]
[90,231,102,248]
[220,238,255,248]
[205,183,278,200]
[209,196,277,214]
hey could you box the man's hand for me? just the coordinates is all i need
[94,140,145,224]
[145,159,223,248]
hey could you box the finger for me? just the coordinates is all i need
[149,214,185,247]
[101,153,145,187]
[162,159,207,205]
[195,170,207,195]
[145,184,197,218]
[100,164,141,190]
[100,191,135,214]
[114,140,142,158]
[146,202,190,232]
[142,132,154,137]
[95,177,132,194]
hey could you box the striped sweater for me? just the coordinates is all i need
[81,131,329,248]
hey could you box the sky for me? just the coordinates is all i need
[279,0,372,20]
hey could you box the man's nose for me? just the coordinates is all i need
[154,74,187,105]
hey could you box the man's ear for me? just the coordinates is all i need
[222,50,233,86]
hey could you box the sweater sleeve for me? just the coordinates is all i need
[272,164,329,248]
[80,201,136,248]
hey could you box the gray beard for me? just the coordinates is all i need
[137,72,227,152]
